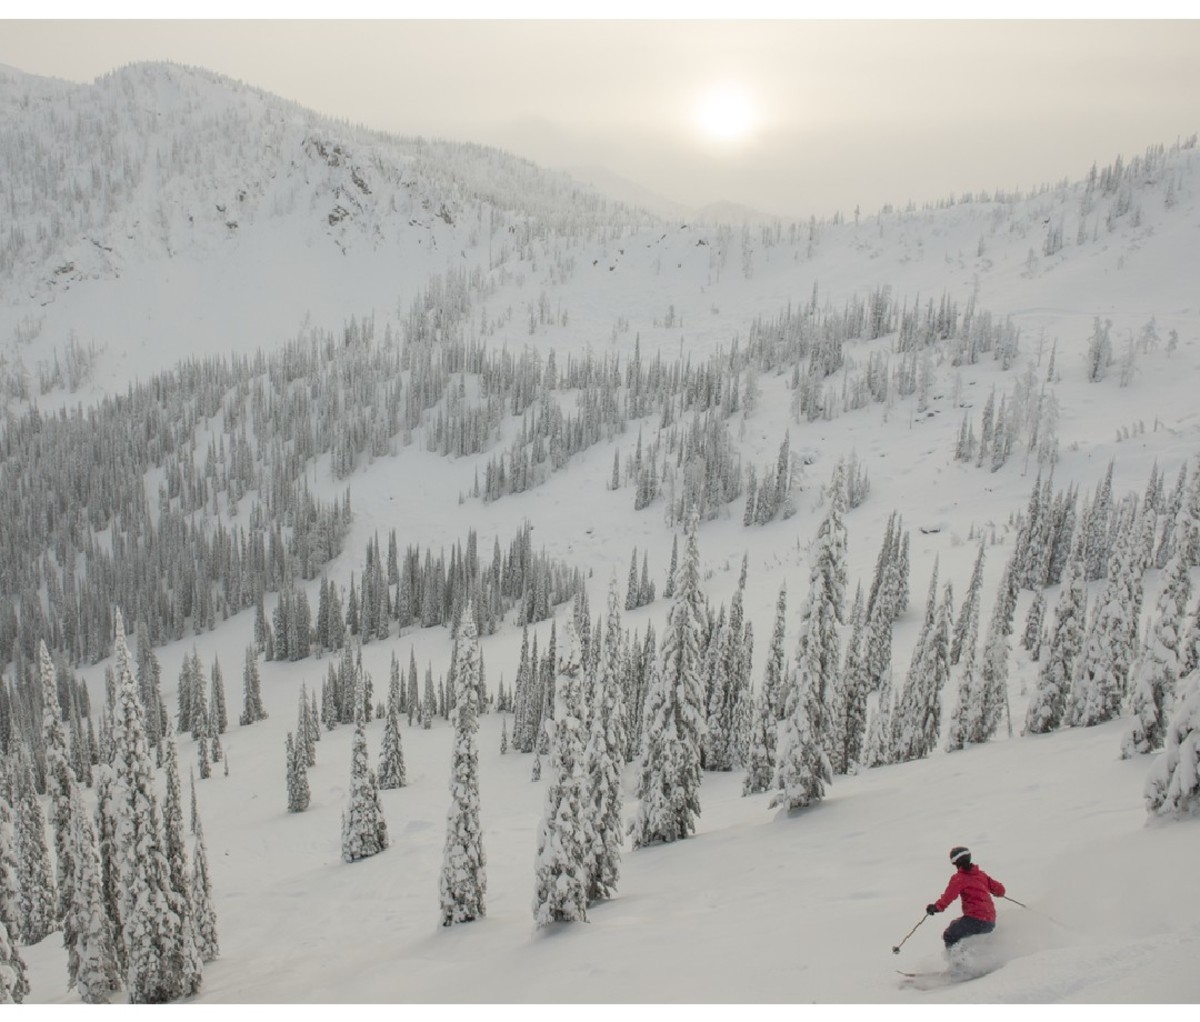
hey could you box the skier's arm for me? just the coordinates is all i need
[987,874,1006,898]
[933,872,964,912]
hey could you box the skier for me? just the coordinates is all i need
[925,846,1005,949]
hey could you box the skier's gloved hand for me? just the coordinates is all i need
[926,904,938,915]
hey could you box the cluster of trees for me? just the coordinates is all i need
[0,624,219,1004]
[1020,457,1200,771]
[743,434,797,526]
[258,522,585,667]
[954,372,1061,474]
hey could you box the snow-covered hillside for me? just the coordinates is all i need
[2,61,1199,1005]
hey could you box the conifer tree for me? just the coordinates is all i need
[893,561,949,761]
[190,653,209,742]
[286,734,310,813]
[197,728,211,781]
[0,795,24,961]
[770,657,830,811]
[422,665,436,729]
[631,510,706,847]
[663,534,679,599]
[864,677,899,766]
[1144,669,1200,818]
[837,585,870,773]
[1072,524,1138,725]
[803,461,848,767]
[1027,553,1088,734]
[585,581,626,904]
[533,615,591,925]
[190,819,219,964]
[161,738,202,999]
[1122,543,1191,757]
[240,646,267,726]
[377,700,407,790]
[742,686,776,796]
[40,641,74,936]
[110,611,193,1003]
[744,584,788,794]
[1023,588,1047,660]
[625,548,640,611]
[12,758,56,945]
[92,767,123,973]
[703,616,737,770]
[0,915,28,1004]
[177,651,195,734]
[440,603,486,925]
[298,687,316,768]
[342,699,388,862]
[65,781,119,1002]
[972,610,1011,744]
[209,660,227,735]
[951,542,986,666]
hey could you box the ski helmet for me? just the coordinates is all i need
[949,846,972,867]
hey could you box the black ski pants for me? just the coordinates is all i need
[943,915,994,948]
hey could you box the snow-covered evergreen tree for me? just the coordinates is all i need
[209,659,227,735]
[836,584,870,774]
[110,611,193,1003]
[584,577,626,903]
[0,795,30,1004]
[440,602,486,925]
[770,657,831,811]
[1072,522,1139,726]
[161,738,202,1000]
[1026,552,1087,734]
[286,733,310,813]
[12,758,56,946]
[805,461,849,767]
[1023,588,1047,660]
[533,615,592,925]
[377,699,407,790]
[240,645,267,726]
[1144,669,1200,818]
[951,542,986,666]
[744,586,787,793]
[65,780,120,1002]
[1123,542,1191,757]
[0,914,28,1004]
[945,591,981,754]
[893,561,950,761]
[190,653,209,742]
[973,612,1011,744]
[91,767,123,973]
[631,510,706,847]
[39,641,74,937]
[341,706,388,862]
[189,819,219,964]
[0,794,24,962]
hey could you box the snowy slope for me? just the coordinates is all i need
[6,61,1200,1004]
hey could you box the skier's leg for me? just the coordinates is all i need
[942,916,970,948]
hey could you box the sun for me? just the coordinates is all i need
[692,83,759,144]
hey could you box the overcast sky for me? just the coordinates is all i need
[3,17,1199,219]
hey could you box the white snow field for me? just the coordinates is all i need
[4,63,1200,1003]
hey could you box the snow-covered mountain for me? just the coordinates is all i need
[2,60,1199,1005]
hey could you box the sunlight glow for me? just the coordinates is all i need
[692,83,759,144]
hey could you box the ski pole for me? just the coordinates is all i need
[1002,895,1066,929]
[891,913,927,954]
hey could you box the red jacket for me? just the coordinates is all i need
[934,864,1005,922]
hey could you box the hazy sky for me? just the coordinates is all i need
[2,17,1199,218]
